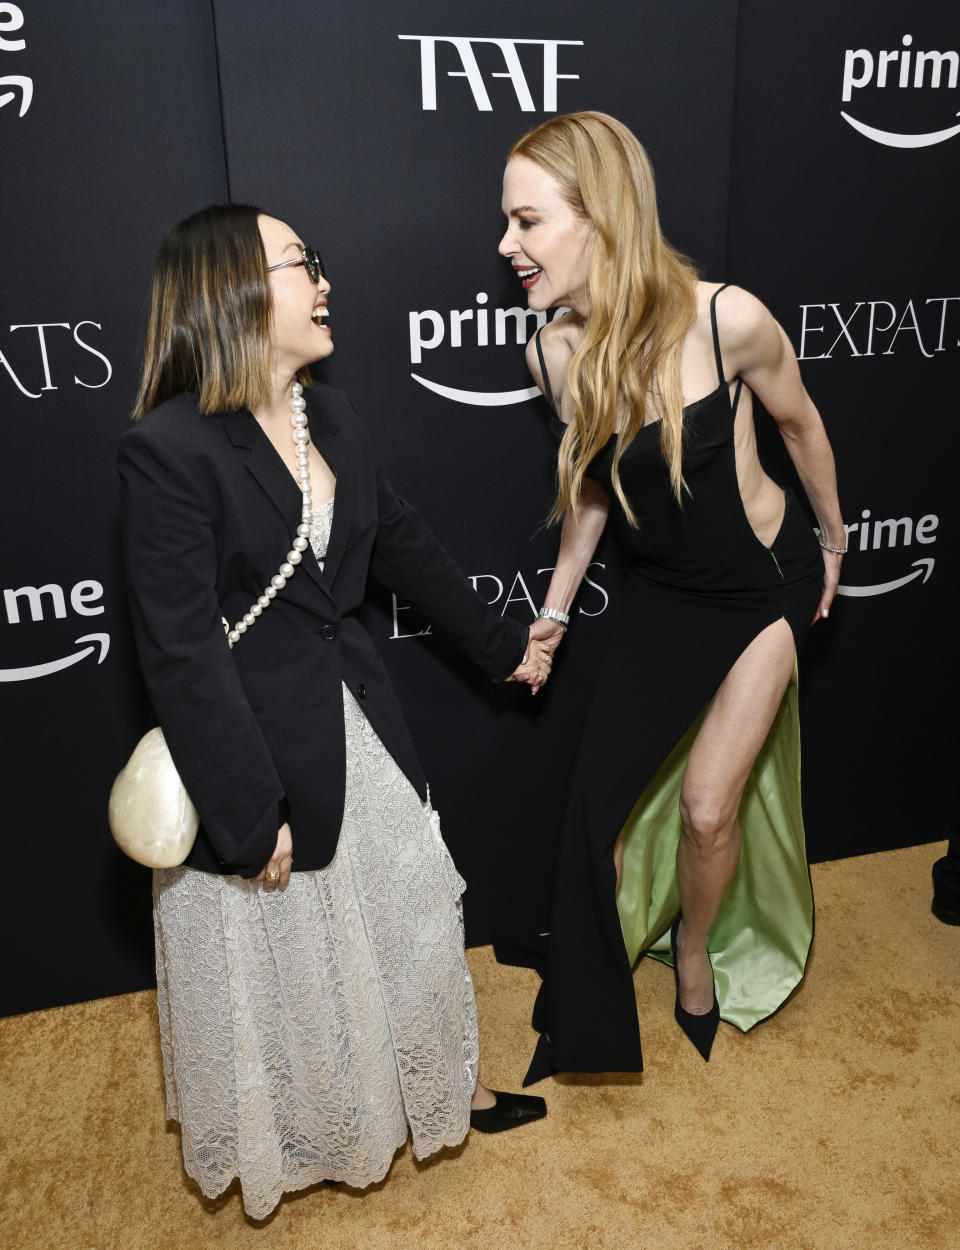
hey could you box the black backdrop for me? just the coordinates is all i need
[1,0,956,1016]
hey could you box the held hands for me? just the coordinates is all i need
[529,614,567,651]
[507,617,566,694]
[253,821,293,891]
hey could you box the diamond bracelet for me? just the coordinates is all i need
[538,606,571,627]
[814,528,848,555]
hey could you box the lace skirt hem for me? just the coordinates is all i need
[154,685,478,1219]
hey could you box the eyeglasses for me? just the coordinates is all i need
[266,246,325,284]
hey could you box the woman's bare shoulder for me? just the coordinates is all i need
[524,313,582,389]
[694,281,772,344]
[541,311,584,347]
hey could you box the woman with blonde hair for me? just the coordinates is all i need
[498,111,844,1081]
[118,204,549,1216]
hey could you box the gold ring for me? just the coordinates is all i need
[265,869,280,883]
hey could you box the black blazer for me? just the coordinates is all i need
[117,385,527,877]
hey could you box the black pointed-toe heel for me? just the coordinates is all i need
[469,1089,547,1134]
[670,917,720,1063]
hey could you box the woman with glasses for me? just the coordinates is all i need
[118,205,548,1218]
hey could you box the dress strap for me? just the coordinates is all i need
[731,377,743,417]
[709,283,730,385]
[534,326,558,414]
[711,283,743,416]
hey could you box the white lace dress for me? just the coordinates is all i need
[153,500,478,1219]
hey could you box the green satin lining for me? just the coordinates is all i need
[616,662,813,1032]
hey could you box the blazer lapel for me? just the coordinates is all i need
[306,393,354,588]
[220,409,334,602]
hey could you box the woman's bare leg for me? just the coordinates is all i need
[675,618,796,1014]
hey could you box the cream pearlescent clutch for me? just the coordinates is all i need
[109,727,199,868]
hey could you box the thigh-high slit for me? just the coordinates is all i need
[503,286,824,1084]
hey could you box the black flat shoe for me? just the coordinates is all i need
[470,1089,547,1134]
[670,917,720,1063]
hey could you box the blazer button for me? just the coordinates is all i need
[357,683,367,700]
[320,624,337,641]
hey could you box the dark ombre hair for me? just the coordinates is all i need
[132,203,310,419]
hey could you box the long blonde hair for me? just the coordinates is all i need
[509,112,698,522]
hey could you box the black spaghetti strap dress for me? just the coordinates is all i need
[517,284,823,1083]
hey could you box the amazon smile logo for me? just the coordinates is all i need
[835,508,939,598]
[841,36,959,148]
[408,293,566,406]
[0,579,111,682]
[0,3,31,118]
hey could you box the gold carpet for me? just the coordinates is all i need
[2,841,957,1250]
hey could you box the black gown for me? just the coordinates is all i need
[510,285,823,1083]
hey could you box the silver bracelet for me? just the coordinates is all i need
[815,528,848,555]
[538,606,571,627]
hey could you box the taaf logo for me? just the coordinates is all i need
[836,509,938,599]
[0,3,31,117]
[399,36,582,112]
[797,297,958,360]
[409,292,567,406]
[0,578,110,681]
[841,35,959,147]
[0,320,113,398]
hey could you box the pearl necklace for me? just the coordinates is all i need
[224,381,313,648]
